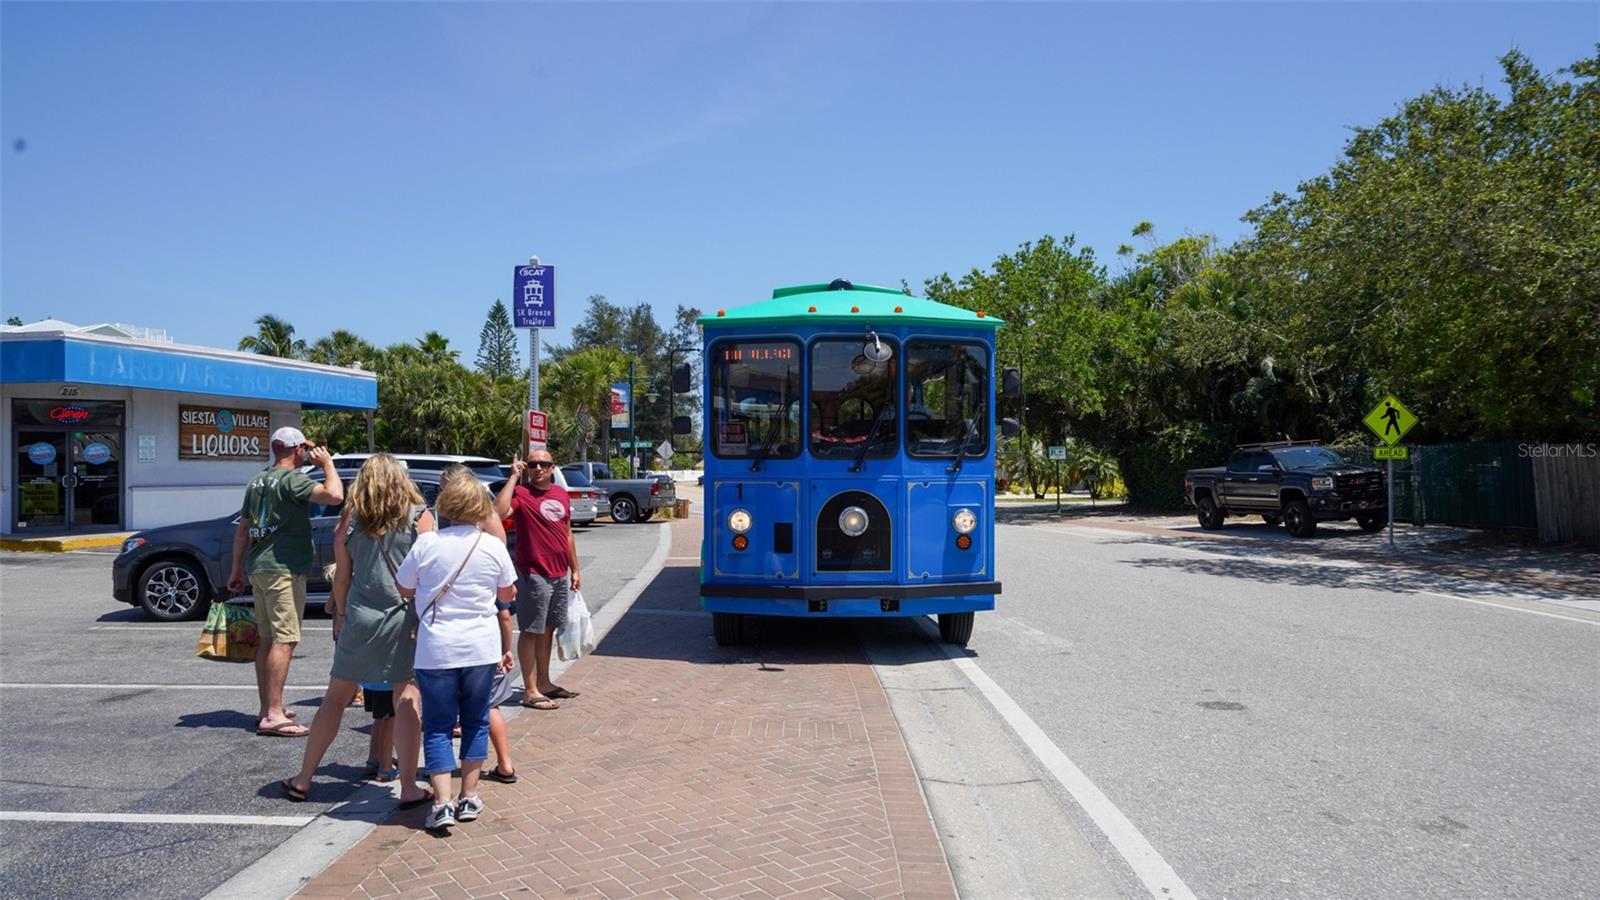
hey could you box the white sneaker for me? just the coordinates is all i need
[456,795,483,822]
[426,802,457,831]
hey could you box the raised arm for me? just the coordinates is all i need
[494,457,525,520]
[305,446,344,506]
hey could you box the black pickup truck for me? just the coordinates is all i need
[1184,441,1386,537]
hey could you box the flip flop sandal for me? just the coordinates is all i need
[545,686,580,699]
[257,721,310,737]
[281,779,308,802]
[482,767,519,784]
[520,697,559,710]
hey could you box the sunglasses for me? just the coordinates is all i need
[528,461,554,469]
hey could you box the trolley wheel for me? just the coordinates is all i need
[938,612,974,646]
[712,612,746,646]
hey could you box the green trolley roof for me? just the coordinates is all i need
[700,281,1004,330]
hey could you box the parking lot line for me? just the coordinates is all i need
[0,811,314,827]
[0,683,329,691]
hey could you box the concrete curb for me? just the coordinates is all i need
[204,522,675,900]
[1,532,131,552]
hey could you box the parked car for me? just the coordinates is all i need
[560,466,609,525]
[115,466,440,621]
[560,461,675,524]
[1184,441,1386,538]
[333,453,502,479]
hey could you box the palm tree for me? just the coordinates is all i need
[416,331,457,365]
[543,347,628,461]
[306,329,378,368]
[238,315,306,358]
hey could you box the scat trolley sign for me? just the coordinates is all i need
[685,280,1018,646]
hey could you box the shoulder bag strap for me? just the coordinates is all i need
[417,529,484,626]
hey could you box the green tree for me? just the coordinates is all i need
[415,331,457,365]
[475,299,519,379]
[238,314,306,358]
[305,329,379,368]
[1239,48,1600,440]
[5,316,21,326]
[542,347,629,461]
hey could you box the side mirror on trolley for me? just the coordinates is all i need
[673,415,694,436]
[672,363,692,395]
[1000,417,1021,438]
[1001,367,1022,398]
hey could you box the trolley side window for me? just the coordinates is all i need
[709,339,802,460]
[905,341,989,458]
[809,338,898,460]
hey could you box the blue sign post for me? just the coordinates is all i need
[513,264,556,329]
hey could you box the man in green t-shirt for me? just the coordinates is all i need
[227,426,344,737]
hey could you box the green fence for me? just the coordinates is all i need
[1332,441,1537,530]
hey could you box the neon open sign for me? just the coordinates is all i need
[49,406,90,424]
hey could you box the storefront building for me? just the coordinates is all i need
[1,325,376,535]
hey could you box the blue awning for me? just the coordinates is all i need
[1,334,377,410]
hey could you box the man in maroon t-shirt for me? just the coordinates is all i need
[493,448,583,710]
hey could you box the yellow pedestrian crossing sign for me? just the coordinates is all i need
[1364,395,1417,446]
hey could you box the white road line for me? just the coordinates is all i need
[922,619,1197,900]
[0,683,329,691]
[0,811,313,827]
[665,555,701,562]
[1417,590,1600,626]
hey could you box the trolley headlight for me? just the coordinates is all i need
[727,508,753,534]
[839,506,870,537]
[951,508,977,535]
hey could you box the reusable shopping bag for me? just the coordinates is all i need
[556,589,596,661]
[195,599,260,663]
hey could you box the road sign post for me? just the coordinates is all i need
[1048,445,1067,513]
[1363,395,1420,549]
[514,259,556,426]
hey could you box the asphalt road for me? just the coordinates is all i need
[963,520,1600,899]
[0,516,666,900]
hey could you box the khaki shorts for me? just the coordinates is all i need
[249,573,307,644]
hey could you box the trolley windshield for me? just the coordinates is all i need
[905,341,989,457]
[809,337,898,459]
[709,340,802,460]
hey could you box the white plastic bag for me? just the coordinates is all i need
[556,589,596,661]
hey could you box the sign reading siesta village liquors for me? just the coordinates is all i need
[179,405,272,461]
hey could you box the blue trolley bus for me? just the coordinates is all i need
[685,279,1019,646]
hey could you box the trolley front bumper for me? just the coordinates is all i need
[700,581,1000,618]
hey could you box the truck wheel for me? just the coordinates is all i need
[1196,496,1224,530]
[712,612,746,646]
[139,558,213,621]
[1262,513,1281,526]
[1283,500,1318,538]
[938,612,974,646]
[1357,514,1384,532]
[610,496,638,524]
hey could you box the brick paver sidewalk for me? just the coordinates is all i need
[298,515,956,899]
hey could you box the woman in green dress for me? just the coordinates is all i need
[282,453,434,807]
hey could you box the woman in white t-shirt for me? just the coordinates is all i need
[394,476,516,832]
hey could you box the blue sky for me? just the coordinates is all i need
[3,2,1595,361]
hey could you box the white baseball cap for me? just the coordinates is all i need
[271,426,307,448]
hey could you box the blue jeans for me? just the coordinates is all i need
[414,664,496,776]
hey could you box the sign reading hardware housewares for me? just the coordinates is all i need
[179,405,271,461]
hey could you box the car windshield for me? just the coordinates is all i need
[1272,447,1348,469]
[563,468,593,487]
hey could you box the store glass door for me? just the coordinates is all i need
[11,399,126,532]
[71,430,123,526]
[15,431,69,530]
